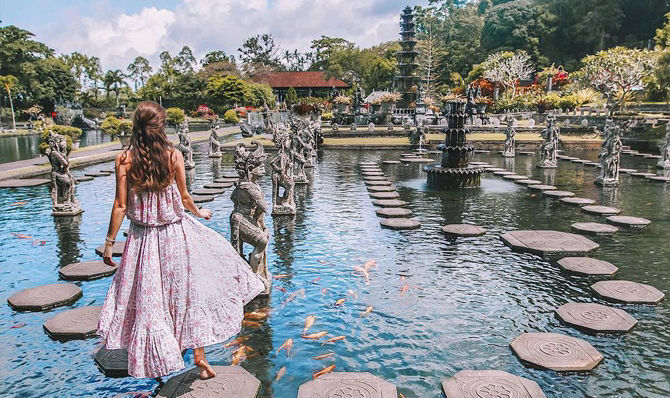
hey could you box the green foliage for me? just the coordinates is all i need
[285,87,298,105]
[166,107,186,127]
[206,75,251,109]
[247,82,275,107]
[50,125,82,140]
[39,129,73,154]
[223,109,240,124]
[321,111,333,121]
[100,115,121,136]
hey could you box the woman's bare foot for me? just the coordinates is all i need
[196,359,216,380]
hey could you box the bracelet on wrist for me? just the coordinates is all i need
[105,237,115,245]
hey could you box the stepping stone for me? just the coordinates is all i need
[362,172,385,177]
[359,162,378,166]
[543,190,575,198]
[361,169,383,173]
[647,176,670,183]
[84,172,111,177]
[380,218,420,230]
[94,348,129,378]
[493,171,515,176]
[222,171,239,178]
[581,205,621,216]
[518,151,535,156]
[619,168,637,173]
[100,168,115,174]
[486,167,505,172]
[95,241,126,257]
[400,153,418,157]
[0,178,50,188]
[592,280,665,304]
[474,149,491,154]
[503,174,528,180]
[606,215,651,228]
[375,207,413,218]
[555,303,637,334]
[648,154,662,159]
[7,283,82,311]
[372,199,407,208]
[470,162,490,166]
[401,158,433,163]
[630,172,655,178]
[367,185,396,192]
[75,176,94,183]
[584,162,600,167]
[571,222,618,236]
[510,332,603,372]
[363,176,389,182]
[43,306,101,340]
[192,194,215,203]
[515,179,543,186]
[59,260,117,281]
[365,180,393,186]
[214,177,239,184]
[192,187,225,195]
[441,224,487,237]
[369,191,400,199]
[298,372,396,398]
[204,182,233,189]
[560,197,596,206]
[527,184,557,191]
[559,156,579,161]
[557,257,618,276]
[571,159,589,164]
[158,366,260,398]
[501,230,599,258]
[441,370,546,398]
[382,160,400,164]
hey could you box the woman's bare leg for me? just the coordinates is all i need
[194,347,216,380]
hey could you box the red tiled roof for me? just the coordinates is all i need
[259,71,350,89]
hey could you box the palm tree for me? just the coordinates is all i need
[0,75,18,130]
[103,69,128,107]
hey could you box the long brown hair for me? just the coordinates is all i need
[127,101,175,191]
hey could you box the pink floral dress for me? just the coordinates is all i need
[97,183,264,378]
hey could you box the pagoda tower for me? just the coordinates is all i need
[394,6,420,109]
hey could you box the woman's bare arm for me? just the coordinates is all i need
[173,150,211,220]
[102,151,130,266]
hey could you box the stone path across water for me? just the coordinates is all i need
[527,184,557,191]
[510,332,604,372]
[375,207,413,218]
[557,257,618,276]
[560,197,595,206]
[298,372,397,398]
[380,218,421,230]
[543,190,575,198]
[7,283,82,311]
[372,199,407,208]
[555,302,637,334]
[369,191,400,200]
[441,370,546,398]
[581,205,621,216]
[192,187,225,195]
[367,185,397,192]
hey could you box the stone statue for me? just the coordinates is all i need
[538,114,559,168]
[658,124,670,169]
[331,122,339,132]
[177,120,196,169]
[368,122,375,133]
[503,115,516,158]
[270,128,296,216]
[466,85,476,124]
[45,131,83,216]
[208,122,222,158]
[596,119,623,186]
[230,140,271,295]
[408,125,426,148]
[291,125,308,184]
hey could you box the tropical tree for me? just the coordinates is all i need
[103,69,128,106]
[200,50,235,66]
[206,75,251,109]
[175,46,196,74]
[482,51,534,97]
[238,34,282,74]
[0,74,18,130]
[126,56,152,89]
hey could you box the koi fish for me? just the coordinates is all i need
[9,201,27,207]
[347,290,358,299]
[242,320,261,328]
[244,311,268,321]
[334,298,346,306]
[284,288,305,304]
[276,286,287,293]
[360,306,373,317]
[353,266,370,284]
[11,233,33,239]
[275,366,286,382]
[303,315,316,334]
[321,288,329,295]
[321,336,345,346]
[310,277,321,284]
[317,259,327,264]
[363,259,377,271]
[10,322,26,329]
[313,365,335,379]
[224,335,250,347]
[400,284,410,296]
[313,352,335,360]
[276,338,293,357]
[273,274,291,279]
[302,331,328,340]
[400,276,405,283]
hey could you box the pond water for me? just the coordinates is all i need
[0,145,669,397]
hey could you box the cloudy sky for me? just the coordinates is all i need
[2,0,427,72]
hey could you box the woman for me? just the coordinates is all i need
[97,101,264,380]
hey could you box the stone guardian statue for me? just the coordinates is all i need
[503,115,517,158]
[46,131,83,216]
[177,120,196,169]
[538,114,559,168]
[208,122,222,158]
[657,124,670,170]
[596,119,623,186]
[270,128,297,215]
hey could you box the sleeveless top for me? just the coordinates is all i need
[126,183,185,227]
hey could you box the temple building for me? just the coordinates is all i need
[257,71,350,101]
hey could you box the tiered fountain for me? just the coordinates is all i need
[425,100,483,188]
[394,6,420,110]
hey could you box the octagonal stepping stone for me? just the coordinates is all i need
[493,171,515,176]
[192,194,215,203]
[372,199,407,208]
[362,172,385,177]
[214,177,239,184]
[647,176,670,183]
[367,185,396,192]
[510,332,603,372]
[382,160,400,164]
[571,159,589,164]
[560,197,595,206]
[606,215,651,229]
[543,190,575,198]
[360,167,382,172]
[222,171,239,178]
[204,182,232,189]
[363,176,389,182]
[555,302,637,334]
[365,180,393,186]
[95,241,126,257]
[0,178,50,188]
[630,172,656,178]
[592,280,665,304]
[470,162,489,166]
[298,372,396,398]
[581,205,621,216]
[515,179,543,186]
[8,283,82,311]
[571,222,618,236]
[158,365,261,397]
[557,257,618,276]
[43,306,101,340]
[192,187,225,195]
[619,168,637,174]
[400,153,418,157]
[359,162,378,166]
[485,167,505,172]
[503,174,529,181]
[100,168,115,174]
[360,168,382,173]
[94,348,128,378]
[474,149,491,154]
[59,260,117,281]
[584,162,600,167]
[75,176,94,183]
[527,184,557,191]
[501,230,599,258]
[380,218,420,230]
[441,223,487,237]
[84,172,111,178]
[375,207,413,218]
[369,191,400,199]
[441,369,546,398]
[401,157,433,163]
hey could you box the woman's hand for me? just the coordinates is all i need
[102,242,118,267]
[197,208,212,220]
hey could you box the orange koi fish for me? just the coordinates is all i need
[321,335,346,346]
[244,311,268,321]
[276,338,293,357]
[224,335,250,348]
[313,365,335,379]
[360,306,373,317]
[302,331,328,340]
[347,290,358,299]
[313,352,335,360]
[275,366,286,382]
[242,320,261,328]
[273,274,291,279]
[334,298,346,306]
[400,284,410,296]
[303,315,316,334]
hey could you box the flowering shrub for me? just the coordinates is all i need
[234,106,247,118]
[196,105,218,120]
[471,78,494,97]
[224,109,240,124]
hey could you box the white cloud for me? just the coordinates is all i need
[37,0,422,72]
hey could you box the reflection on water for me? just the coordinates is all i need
[0,143,669,397]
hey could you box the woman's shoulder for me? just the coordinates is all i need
[116,149,132,166]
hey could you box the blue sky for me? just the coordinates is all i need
[1,0,426,72]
